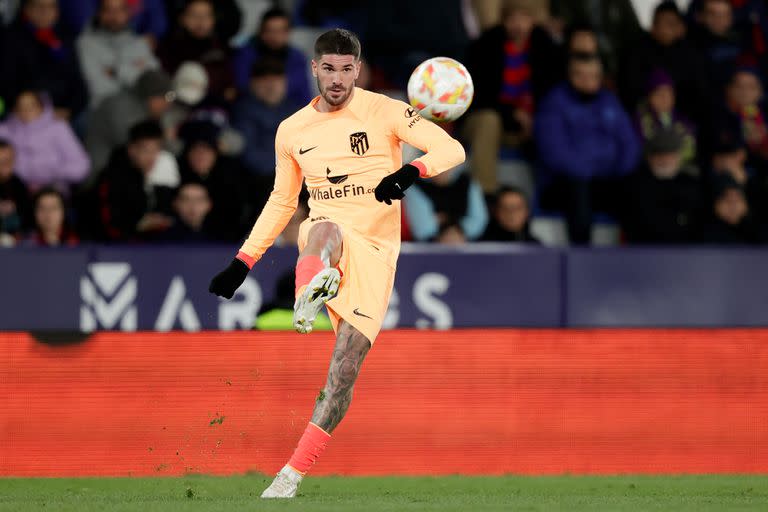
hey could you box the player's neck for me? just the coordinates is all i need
[316,87,356,113]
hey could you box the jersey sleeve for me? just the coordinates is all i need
[384,97,466,178]
[237,122,302,268]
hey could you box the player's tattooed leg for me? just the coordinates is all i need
[311,321,371,433]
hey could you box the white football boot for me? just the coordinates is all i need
[293,267,340,334]
[260,465,304,499]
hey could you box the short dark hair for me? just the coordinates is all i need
[251,58,286,78]
[314,28,361,60]
[128,120,163,144]
[260,6,290,30]
[653,0,683,22]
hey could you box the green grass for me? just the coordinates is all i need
[1,475,767,511]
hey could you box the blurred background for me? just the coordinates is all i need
[1,0,767,479]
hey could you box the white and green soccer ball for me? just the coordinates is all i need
[407,57,474,122]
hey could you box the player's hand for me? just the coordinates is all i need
[374,164,420,205]
[209,258,250,299]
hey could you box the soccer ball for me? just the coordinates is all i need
[407,57,474,122]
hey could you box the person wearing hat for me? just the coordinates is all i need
[85,68,174,178]
[700,173,764,244]
[634,69,697,164]
[620,126,703,244]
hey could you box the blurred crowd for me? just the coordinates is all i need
[0,0,766,248]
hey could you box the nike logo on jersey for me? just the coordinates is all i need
[353,308,373,319]
[299,146,317,154]
[326,167,348,184]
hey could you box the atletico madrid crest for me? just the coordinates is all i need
[350,132,369,155]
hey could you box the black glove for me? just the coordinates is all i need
[374,164,420,205]
[209,258,250,299]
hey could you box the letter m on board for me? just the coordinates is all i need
[80,262,137,331]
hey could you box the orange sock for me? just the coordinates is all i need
[286,422,331,475]
[295,255,325,297]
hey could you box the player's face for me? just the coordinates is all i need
[313,54,360,107]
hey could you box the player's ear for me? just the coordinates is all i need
[311,59,318,78]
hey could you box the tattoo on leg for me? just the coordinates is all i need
[311,322,371,433]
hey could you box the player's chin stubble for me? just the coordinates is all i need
[318,79,353,106]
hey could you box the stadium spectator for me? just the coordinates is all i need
[535,54,640,244]
[0,91,89,191]
[165,0,242,44]
[621,128,703,244]
[22,186,78,247]
[58,0,167,42]
[619,1,709,124]
[550,0,642,81]
[96,120,174,241]
[634,70,697,165]
[85,68,173,176]
[0,140,30,239]
[233,7,311,105]
[232,59,300,179]
[178,120,250,241]
[481,186,539,243]
[690,0,744,96]
[163,181,213,242]
[464,0,561,194]
[403,167,488,243]
[716,66,768,169]
[0,0,88,119]
[564,23,599,56]
[686,0,768,60]
[700,173,763,244]
[157,0,235,102]
[76,0,160,108]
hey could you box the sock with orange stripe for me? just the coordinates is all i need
[286,422,331,475]
[295,255,326,298]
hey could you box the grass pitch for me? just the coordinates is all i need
[1,475,766,511]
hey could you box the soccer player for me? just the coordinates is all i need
[208,28,465,498]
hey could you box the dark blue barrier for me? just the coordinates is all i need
[566,248,768,327]
[2,245,767,330]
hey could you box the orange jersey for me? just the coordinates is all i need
[238,87,465,268]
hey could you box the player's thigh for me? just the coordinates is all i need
[299,219,343,266]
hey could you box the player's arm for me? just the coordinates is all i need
[209,123,302,299]
[374,98,466,204]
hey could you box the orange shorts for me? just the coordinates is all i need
[298,218,395,344]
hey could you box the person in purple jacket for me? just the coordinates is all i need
[233,7,311,105]
[0,91,90,192]
[535,53,640,244]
